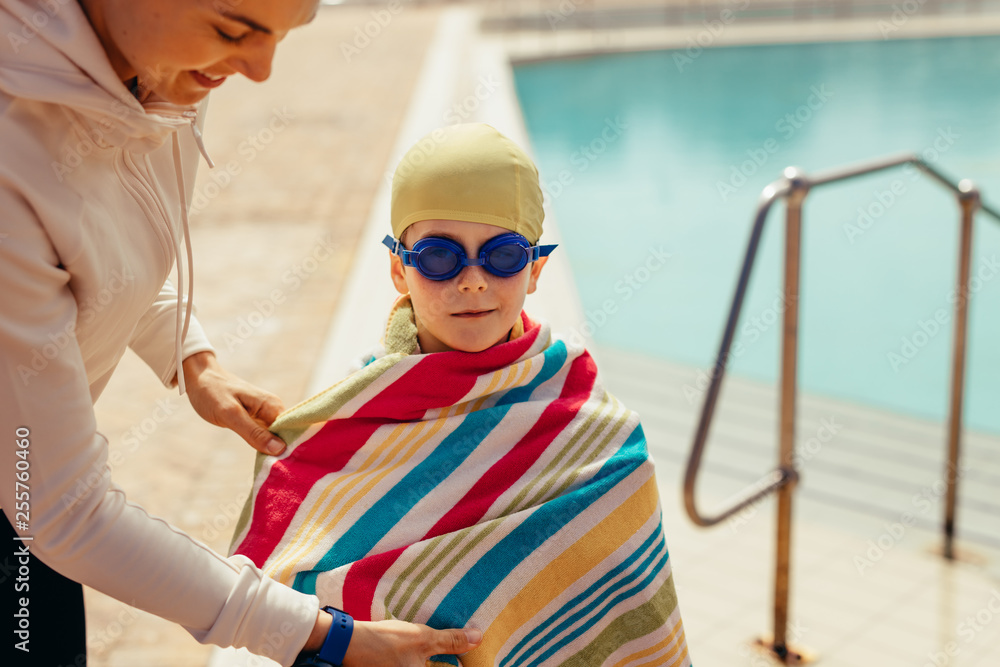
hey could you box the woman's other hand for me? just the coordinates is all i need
[344,620,482,666]
[181,351,287,455]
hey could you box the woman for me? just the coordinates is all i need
[0,0,480,664]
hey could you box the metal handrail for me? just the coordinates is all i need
[683,152,1000,662]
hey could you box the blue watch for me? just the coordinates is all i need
[296,606,354,667]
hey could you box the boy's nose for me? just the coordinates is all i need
[457,266,488,292]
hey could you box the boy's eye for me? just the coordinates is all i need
[215,27,247,43]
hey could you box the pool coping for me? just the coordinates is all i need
[495,10,1000,63]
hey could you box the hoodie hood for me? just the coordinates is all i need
[0,0,216,395]
[0,0,193,153]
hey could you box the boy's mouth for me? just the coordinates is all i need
[452,309,495,319]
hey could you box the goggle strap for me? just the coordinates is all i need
[532,244,558,261]
[382,235,400,254]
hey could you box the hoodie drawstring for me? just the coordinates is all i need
[167,119,214,395]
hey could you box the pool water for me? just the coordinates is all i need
[514,35,1000,434]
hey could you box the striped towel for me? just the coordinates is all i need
[231,298,691,666]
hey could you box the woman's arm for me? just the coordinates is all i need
[0,188,480,665]
[0,188,317,664]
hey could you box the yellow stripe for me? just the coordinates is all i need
[267,420,414,581]
[612,618,685,667]
[388,359,535,613]
[469,475,660,663]
[269,407,455,582]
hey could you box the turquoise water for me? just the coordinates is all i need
[514,36,1000,434]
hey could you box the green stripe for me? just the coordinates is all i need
[232,354,405,553]
[397,516,507,622]
[505,392,615,515]
[271,354,405,445]
[516,394,629,513]
[557,573,682,667]
[396,393,636,621]
[392,393,615,617]
[229,451,268,554]
[383,532,448,613]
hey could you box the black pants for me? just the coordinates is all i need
[2,517,87,666]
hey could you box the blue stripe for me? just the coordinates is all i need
[525,548,671,667]
[301,342,569,577]
[509,530,666,667]
[293,570,318,595]
[498,523,664,667]
[425,424,649,629]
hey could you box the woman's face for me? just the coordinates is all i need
[92,0,319,105]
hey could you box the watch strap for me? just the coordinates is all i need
[296,606,354,667]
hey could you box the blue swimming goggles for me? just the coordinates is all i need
[382,233,557,281]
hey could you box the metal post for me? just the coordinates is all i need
[944,180,978,560]
[773,168,806,658]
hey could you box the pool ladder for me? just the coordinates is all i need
[683,153,1000,663]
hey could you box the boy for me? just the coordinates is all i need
[232,124,691,667]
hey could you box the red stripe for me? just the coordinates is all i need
[342,348,598,618]
[428,351,597,535]
[233,316,542,566]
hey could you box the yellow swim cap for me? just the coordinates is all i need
[391,123,545,244]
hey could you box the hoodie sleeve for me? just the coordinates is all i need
[129,279,216,387]
[0,188,317,665]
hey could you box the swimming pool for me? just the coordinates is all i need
[513,35,1000,434]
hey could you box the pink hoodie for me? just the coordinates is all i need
[0,0,317,662]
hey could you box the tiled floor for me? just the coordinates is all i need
[601,347,1000,666]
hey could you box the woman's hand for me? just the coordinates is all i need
[344,619,481,666]
[181,351,288,455]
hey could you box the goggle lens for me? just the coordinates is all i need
[417,246,460,277]
[485,244,527,274]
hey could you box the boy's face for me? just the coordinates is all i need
[389,219,547,354]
